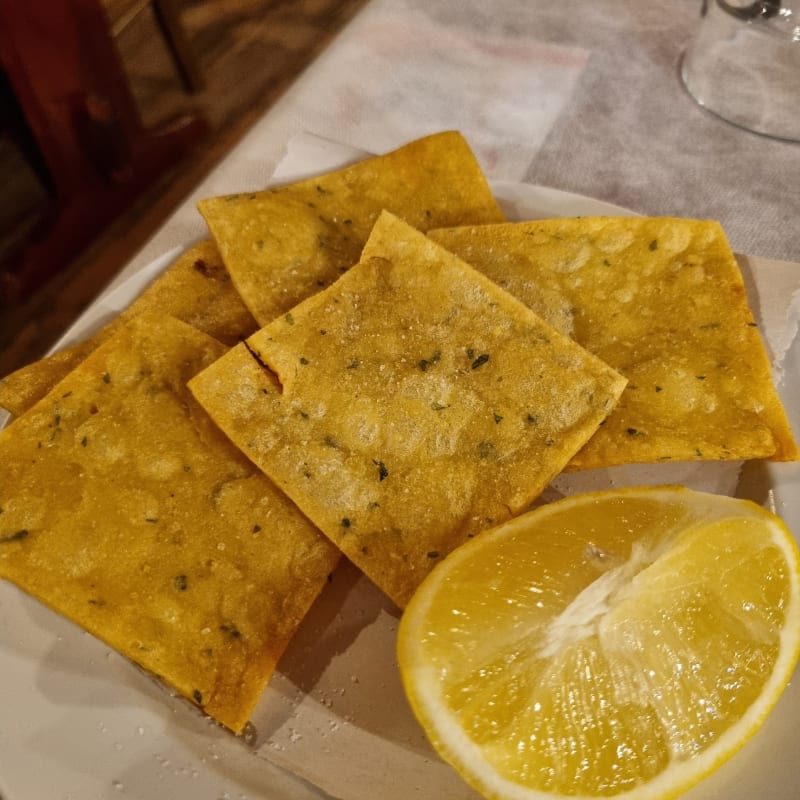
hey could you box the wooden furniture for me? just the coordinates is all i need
[0,0,208,304]
[106,0,204,93]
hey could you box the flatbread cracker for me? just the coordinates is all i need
[189,212,626,607]
[0,313,338,733]
[197,131,505,326]
[429,217,798,468]
[0,339,97,419]
[0,239,257,418]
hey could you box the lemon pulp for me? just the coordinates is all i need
[398,486,800,800]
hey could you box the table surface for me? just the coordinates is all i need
[121,0,799,281]
[2,5,800,799]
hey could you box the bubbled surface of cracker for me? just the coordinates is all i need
[429,217,798,468]
[0,314,338,733]
[197,131,505,327]
[189,212,626,608]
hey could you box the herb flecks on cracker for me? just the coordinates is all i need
[429,217,798,468]
[189,212,626,608]
[0,314,338,733]
[197,131,505,327]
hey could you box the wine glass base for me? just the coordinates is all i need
[680,2,800,142]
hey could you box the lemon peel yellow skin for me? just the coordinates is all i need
[397,486,800,800]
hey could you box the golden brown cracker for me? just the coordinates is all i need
[197,131,505,326]
[189,212,626,607]
[429,217,798,468]
[0,340,96,419]
[0,313,338,733]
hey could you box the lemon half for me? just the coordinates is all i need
[397,486,800,800]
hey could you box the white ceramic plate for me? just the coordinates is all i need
[0,183,798,800]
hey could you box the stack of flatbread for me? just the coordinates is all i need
[0,132,796,734]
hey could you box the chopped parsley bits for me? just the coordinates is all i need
[419,350,441,372]
[0,529,29,544]
[477,441,496,459]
